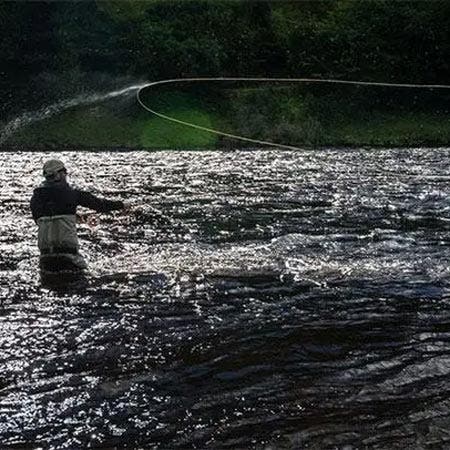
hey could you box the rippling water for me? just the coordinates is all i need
[1,149,450,449]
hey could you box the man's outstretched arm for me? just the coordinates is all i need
[77,190,124,213]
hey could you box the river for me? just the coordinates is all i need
[1,148,450,448]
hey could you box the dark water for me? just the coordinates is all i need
[1,149,450,449]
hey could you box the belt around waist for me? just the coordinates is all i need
[41,247,78,255]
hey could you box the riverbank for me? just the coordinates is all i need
[2,86,449,149]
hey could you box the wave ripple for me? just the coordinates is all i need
[1,148,450,448]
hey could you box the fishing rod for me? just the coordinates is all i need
[77,202,193,240]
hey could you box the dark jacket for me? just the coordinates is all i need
[30,181,124,256]
[30,181,124,222]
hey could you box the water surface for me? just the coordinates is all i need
[1,149,450,448]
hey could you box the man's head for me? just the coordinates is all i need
[42,159,67,182]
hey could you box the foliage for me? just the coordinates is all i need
[1,0,449,148]
[272,0,450,83]
[2,1,449,87]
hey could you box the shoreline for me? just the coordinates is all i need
[1,143,449,153]
[3,89,449,151]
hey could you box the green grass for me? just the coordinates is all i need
[323,111,450,147]
[227,88,450,148]
[8,91,221,149]
[12,107,141,147]
[139,110,217,148]
[138,91,220,148]
[4,87,450,149]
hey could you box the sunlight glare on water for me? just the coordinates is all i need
[1,149,450,448]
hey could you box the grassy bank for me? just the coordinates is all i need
[225,86,450,148]
[4,90,222,150]
[3,86,449,149]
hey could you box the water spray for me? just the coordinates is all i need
[0,84,147,144]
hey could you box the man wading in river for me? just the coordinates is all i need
[30,159,126,278]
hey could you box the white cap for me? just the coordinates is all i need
[43,159,66,178]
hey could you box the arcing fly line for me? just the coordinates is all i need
[137,77,450,152]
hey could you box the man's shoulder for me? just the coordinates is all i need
[32,184,47,196]
[32,182,79,198]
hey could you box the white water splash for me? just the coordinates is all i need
[0,84,147,145]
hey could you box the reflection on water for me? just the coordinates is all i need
[1,149,450,448]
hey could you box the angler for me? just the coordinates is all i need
[30,159,126,278]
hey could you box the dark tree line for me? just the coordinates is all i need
[1,0,449,117]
